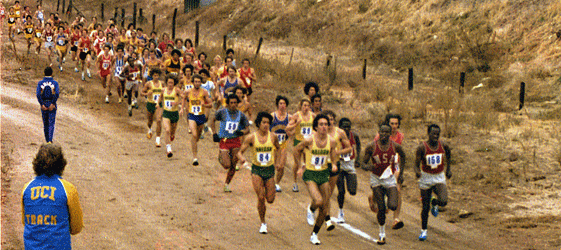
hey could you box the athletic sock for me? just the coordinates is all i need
[380,224,386,236]
[313,225,321,234]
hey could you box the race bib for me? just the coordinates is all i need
[57,39,64,46]
[301,127,312,137]
[131,72,138,81]
[164,100,173,109]
[380,166,393,179]
[191,105,202,115]
[311,155,327,170]
[74,41,79,46]
[115,66,123,74]
[152,94,160,102]
[83,48,88,53]
[38,12,43,19]
[36,32,41,38]
[27,28,33,33]
[185,85,193,91]
[15,11,20,15]
[225,121,239,134]
[341,153,351,162]
[9,18,14,22]
[170,72,178,76]
[257,153,272,166]
[46,36,52,42]
[102,62,110,70]
[426,153,443,169]
[277,133,287,144]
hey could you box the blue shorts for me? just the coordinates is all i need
[188,113,207,126]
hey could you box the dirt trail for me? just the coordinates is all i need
[0,23,521,250]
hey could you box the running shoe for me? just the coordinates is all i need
[392,219,404,230]
[224,184,232,193]
[326,219,335,231]
[419,230,427,241]
[74,67,78,72]
[192,158,199,166]
[147,130,152,139]
[166,145,173,158]
[59,66,63,72]
[170,135,175,142]
[81,72,85,81]
[155,139,161,148]
[63,57,66,63]
[377,235,386,245]
[118,98,122,103]
[128,105,132,116]
[275,184,282,193]
[430,197,439,217]
[105,95,109,103]
[235,164,240,171]
[307,205,315,226]
[259,223,268,234]
[310,233,321,245]
[124,93,128,99]
[337,209,345,223]
[292,183,299,192]
[87,69,91,78]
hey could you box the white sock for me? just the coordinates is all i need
[156,137,160,143]
[422,229,427,234]
[166,144,171,151]
[148,128,152,133]
[379,224,386,237]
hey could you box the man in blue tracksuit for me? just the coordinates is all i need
[36,67,59,143]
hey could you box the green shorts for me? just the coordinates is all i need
[146,102,158,113]
[303,168,330,186]
[251,165,275,181]
[294,139,301,147]
[163,110,179,123]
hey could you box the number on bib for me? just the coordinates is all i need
[115,66,123,74]
[311,156,327,170]
[301,127,312,137]
[57,40,64,46]
[426,154,442,169]
[16,11,20,15]
[153,94,160,102]
[83,48,88,53]
[102,62,110,70]
[47,36,52,42]
[36,32,41,38]
[27,28,33,33]
[341,153,351,162]
[185,85,193,91]
[191,106,202,115]
[225,121,239,134]
[74,41,79,46]
[9,18,14,22]
[277,133,287,144]
[257,153,271,166]
[164,100,172,109]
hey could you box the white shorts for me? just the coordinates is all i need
[45,41,55,49]
[125,81,138,91]
[370,172,397,189]
[339,160,356,174]
[418,171,446,190]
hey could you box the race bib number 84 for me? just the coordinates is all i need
[257,153,271,166]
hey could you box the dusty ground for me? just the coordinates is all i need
[2,1,561,250]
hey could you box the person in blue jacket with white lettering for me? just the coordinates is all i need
[22,143,83,250]
[36,67,59,143]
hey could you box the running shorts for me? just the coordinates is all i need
[146,102,159,113]
[125,81,137,91]
[79,51,91,61]
[188,113,207,126]
[293,138,301,147]
[34,37,42,44]
[71,46,78,52]
[219,137,241,150]
[418,172,446,190]
[56,46,67,55]
[303,168,330,186]
[339,159,356,174]
[45,41,54,49]
[370,172,397,189]
[163,110,179,123]
[251,165,275,181]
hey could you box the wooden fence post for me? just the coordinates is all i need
[133,3,137,29]
[195,21,200,47]
[408,68,414,90]
[121,8,125,28]
[254,37,263,59]
[57,0,60,11]
[288,48,294,65]
[171,8,177,40]
[101,3,104,21]
[362,59,367,79]
[519,82,525,110]
[66,0,72,15]
[114,7,118,20]
[223,35,227,51]
[459,72,466,94]
[139,8,143,24]
[152,14,156,32]
[62,0,66,13]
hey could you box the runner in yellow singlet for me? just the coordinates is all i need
[162,74,185,158]
[141,69,164,147]
[182,74,212,166]
[286,99,315,192]
[293,114,337,245]
[237,112,281,234]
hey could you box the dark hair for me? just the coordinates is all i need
[321,109,336,121]
[174,38,183,45]
[227,65,237,73]
[384,113,402,127]
[44,67,53,76]
[226,93,240,104]
[255,112,273,128]
[304,82,320,95]
[338,117,351,128]
[428,124,440,134]
[199,69,210,77]
[165,74,179,85]
[299,99,311,109]
[150,31,157,36]
[184,38,193,47]
[226,48,235,55]
[127,23,134,29]
[198,52,207,60]
[313,114,330,131]
[182,64,194,75]
[32,143,67,177]
[191,74,204,83]
[137,28,143,32]
[233,85,247,95]
[275,95,289,107]
[150,68,162,77]
[171,49,182,57]
[311,93,322,102]
[224,56,233,63]
[184,52,194,59]
[103,43,111,49]
[242,58,250,64]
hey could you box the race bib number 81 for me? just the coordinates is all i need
[311,155,327,170]
[426,154,442,169]
[164,100,172,109]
